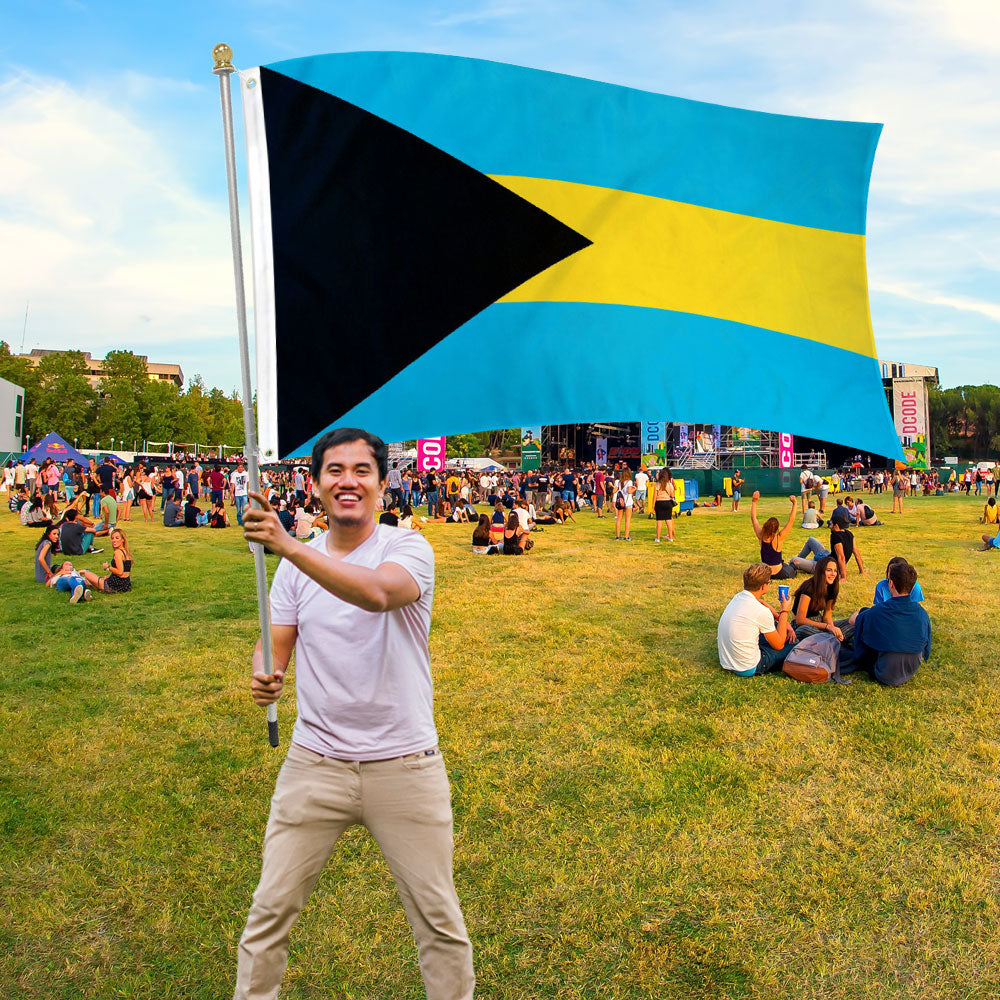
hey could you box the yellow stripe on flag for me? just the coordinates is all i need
[492,176,874,356]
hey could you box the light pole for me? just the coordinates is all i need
[74,437,78,449]
[111,437,116,453]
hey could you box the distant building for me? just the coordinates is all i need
[16,349,184,391]
[879,359,939,469]
[0,375,25,457]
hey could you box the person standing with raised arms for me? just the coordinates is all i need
[236,427,474,1000]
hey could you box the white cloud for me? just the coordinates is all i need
[429,4,525,29]
[871,281,1000,325]
[0,73,237,364]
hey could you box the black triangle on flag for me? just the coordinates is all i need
[257,66,592,457]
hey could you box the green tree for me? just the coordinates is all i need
[31,351,97,445]
[139,379,180,445]
[93,350,148,447]
[446,433,487,458]
[206,386,245,447]
[170,377,211,445]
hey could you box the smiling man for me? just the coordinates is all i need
[235,427,474,1000]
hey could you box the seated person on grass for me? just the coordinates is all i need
[848,560,930,686]
[81,528,133,595]
[424,500,456,525]
[46,561,92,604]
[490,501,507,541]
[976,520,1000,551]
[163,496,183,526]
[58,508,102,555]
[550,497,577,524]
[209,500,230,528]
[982,498,999,525]
[21,498,51,528]
[276,500,295,534]
[471,514,499,554]
[831,498,855,525]
[35,525,61,584]
[184,493,202,527]
[846,497,880,526]
[532,508,557,525]
[9,486,29,513]
[792,556,853,642]
[717,562,797,677]
[751,492,828,576]
[873,556,925,603]
[830,514,867,581]
[447,500,471,524]
[43,493,60,523]
[801,501,824,529]
[398,503,421,531]
[97,486,117,535]
[379,500,400,526]
[513,499,534,534]
[502,512,532,554]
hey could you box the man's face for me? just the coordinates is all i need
[315,440,384,526]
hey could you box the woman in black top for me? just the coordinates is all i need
[503,512,528,554]
[792,556,851,641]
[750,493,800,579]
[82,528,133,594]
[472,514,496,553]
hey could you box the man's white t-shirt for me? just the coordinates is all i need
[269,525,437,760]
[231,470,249,497]
[800,470,811,491]
[717,590,777,673]
[634,471,649,493]
[513,506,531,531]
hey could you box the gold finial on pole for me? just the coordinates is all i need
[212,43,235,74]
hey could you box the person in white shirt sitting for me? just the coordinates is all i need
[801,502,824,529]
[717,563,798,677]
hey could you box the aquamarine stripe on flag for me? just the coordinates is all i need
[289,303,898,460]
[267,51,881,234]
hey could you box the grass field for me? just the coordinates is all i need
[3,492,999,999]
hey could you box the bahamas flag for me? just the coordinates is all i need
[239,52,902,461]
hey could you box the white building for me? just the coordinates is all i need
[0,375,25,458]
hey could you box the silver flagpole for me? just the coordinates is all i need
[213,43,279,748]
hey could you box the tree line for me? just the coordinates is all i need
[928,384,1000,459]
[0,343,246,450]
[5,342,994,461]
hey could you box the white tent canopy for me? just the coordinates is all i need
[445,456,508,472]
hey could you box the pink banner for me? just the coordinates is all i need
[779,433,794,469]
[417,437,446,472]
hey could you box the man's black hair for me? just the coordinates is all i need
[65,509,78,521]
[310,427,388,481]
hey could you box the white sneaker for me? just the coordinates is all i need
[83,590,94,601]
[70,584,84,604]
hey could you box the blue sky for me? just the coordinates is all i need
[2,0,998,393]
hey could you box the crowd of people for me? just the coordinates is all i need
[6,449,995,627]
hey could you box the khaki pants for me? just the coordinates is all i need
[235,743,474,1000]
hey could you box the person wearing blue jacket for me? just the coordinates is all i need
[851,561,931,686]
